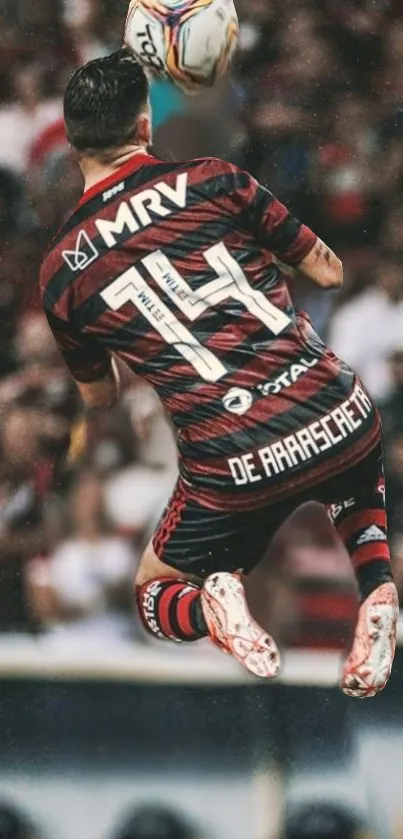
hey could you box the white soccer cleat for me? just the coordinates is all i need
[341,581,399,698]
[201,571,281,679]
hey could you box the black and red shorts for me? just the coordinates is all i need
[153,439,388,586]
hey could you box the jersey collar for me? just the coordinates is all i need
[78,151,158,207]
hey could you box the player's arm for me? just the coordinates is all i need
[43,308,120,466]
[296,238,343,289]
[223,162,343,289]
[251,186,343,289]
[44,309,119,409]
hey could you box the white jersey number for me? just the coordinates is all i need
[101,242,291,383]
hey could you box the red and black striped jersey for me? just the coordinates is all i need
[40,153,380,510]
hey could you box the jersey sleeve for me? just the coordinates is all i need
[44,308,111,384]
[220,161,317,265]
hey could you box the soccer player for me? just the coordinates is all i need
[40,49,398,697]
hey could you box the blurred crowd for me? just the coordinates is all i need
[0,797,374,839]
[0,0,402,645]
[0,801,200,839]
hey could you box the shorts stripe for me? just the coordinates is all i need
[153,480,187,560]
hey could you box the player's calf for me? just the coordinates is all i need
[328,481,399,697]
[135,544,281,678]
[135,541,207,642]
[136,577,207,642]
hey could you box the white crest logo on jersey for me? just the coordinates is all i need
[222,387,253,415]
[62,229,99,272]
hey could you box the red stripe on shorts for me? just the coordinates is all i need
[153,480,187,558]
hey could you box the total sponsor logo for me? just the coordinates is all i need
[256,355,319,396]
[222,356,319,415]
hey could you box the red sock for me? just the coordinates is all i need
[136,578,207,642]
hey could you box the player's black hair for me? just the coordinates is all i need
[64,48,149,154]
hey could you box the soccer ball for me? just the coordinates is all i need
[124,0,239,94]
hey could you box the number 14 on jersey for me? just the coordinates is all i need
[101,242,291,383]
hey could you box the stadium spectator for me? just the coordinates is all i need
[0,62,62,175]
[379,347,403,436]
[384,430,403,541]
[26,470,138,638]
[62,0,110,65]
[0,405,51,630]
[379,348,403,542]
[328,258,403,401]
[391,535,403,605]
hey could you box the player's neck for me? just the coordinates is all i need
[81,144,149,193]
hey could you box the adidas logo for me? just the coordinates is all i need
[357,525,386,546]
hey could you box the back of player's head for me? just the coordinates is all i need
[64,48,149,155]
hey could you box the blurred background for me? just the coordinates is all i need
[0,0,402,837]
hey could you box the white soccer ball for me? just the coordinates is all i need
[124,0,239,94]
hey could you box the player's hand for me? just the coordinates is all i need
[66,418,89,465]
